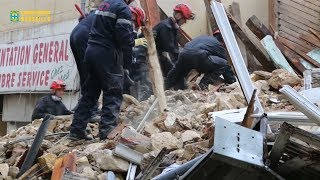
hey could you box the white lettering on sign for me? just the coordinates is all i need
[0,34,79,93]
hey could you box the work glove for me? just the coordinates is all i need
[135,38,148,48]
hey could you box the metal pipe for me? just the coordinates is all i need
[280,85,320,125]
[17,115,52,178]
[152,155,204,180]
[136,98,158,132]
[210,1,264,114]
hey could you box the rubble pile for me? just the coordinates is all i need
[0,70,302,179]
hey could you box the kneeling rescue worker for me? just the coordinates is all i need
[69,0,135,141]
[166,31,236,90]
[31,80,73,121]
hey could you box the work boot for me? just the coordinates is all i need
[68,133,93,141]
[99,127,115,140]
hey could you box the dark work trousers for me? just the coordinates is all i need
[70,44,124,138]
[158,52,174,77]
[70,26,89,88]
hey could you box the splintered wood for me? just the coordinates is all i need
[51,152,76,180]
[141,26,167,112]
[276,0,320,53]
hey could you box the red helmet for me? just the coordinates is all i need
[130,6,145,27]
[50,80,66,90]
[173,3,195,20]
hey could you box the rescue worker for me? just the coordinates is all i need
[69,0,103,119]
[123,6,147,95]
[153,3,195,77]
[69,0,136,141]
[166,33,237,90]
[124,6,153,100]
[31,80,72,121]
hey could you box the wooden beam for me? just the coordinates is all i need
[228,15,276,72]
[204,0,218,31]
[246,15,272,40]
[139,0,160,28]
[51,152,76,180]
[309,28,320,41]
[246,15,307,74]
[268,0,276,30]
[279,0,319,18]
[242,89,257,128]
[300,34,320,48]
[141,26,167,112]
[279,37,320,68]
[230,2,260,71]
[158,7,191,47]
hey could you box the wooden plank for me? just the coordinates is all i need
[246,15,272,40]
[279,15,317,33]
[230,2,248,66]
[300,34,320,48]
[279,36,320,67]
[241,89,257,128]
[204,0,219,31]
[277,5,319,30]
[261,36,298,74]
[279,23,316,48]
[51,152,76,180]
[228,15,276,71]
[269,0,276,30]
[279,12,319,31]
[17,164,40,180]
[279,0,320,18]
[279,31,314,52]
[290,0,320,12]
[277,4,319,23]
[139,0,160,28]
[141,26,167,112]
[275,156,316,175]
[305,0,320,7]
[309,28,320,41]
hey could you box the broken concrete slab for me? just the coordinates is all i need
[268,69,302,90]
[181,130,201,143]
[38,153,57,171]
[151,132,183,151]
[143,122,161,137]
[91,149,129,172]
[0,163,9,179]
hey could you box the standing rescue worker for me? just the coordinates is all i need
[123,6,148,95]
[69,0,135,141]
[153,4,195,77]
[69,1,103,119]
[166,34,236,90]
[31,80,72,121]
[124,6,153,100]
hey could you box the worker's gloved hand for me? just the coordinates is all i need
[135,38,148,48]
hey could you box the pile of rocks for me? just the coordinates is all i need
[0,69,301,179]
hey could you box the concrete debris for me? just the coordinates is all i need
[97,172,123,180]
[38,153,57,171]
[181,130,201,143]
[143,122,161,136]
[90,149,129,172]
[0,69,302,179]
[268,69,302,90]
[151,132,183,151]
[0,163,9,178]
[8,166,19,179]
